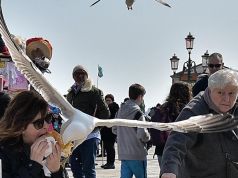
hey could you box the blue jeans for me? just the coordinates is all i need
[120,160,147,178]
[70,138,99,178]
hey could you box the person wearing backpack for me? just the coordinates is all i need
[150,82,191,165]
[112,83,150,178]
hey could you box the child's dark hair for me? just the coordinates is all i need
[105,94,114,102]
[129,83,146,100]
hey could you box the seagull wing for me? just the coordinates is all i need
[155,0,171,8]
[95,113,238,133]
[0,4,75,118]
[1,2,236,142]
[90,0,101,7]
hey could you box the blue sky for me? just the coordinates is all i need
[2,0,238,109]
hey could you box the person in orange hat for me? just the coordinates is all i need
[26,37,53,73]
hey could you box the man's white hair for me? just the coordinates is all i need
[208,69,238,89]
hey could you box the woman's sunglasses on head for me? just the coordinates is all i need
[32,114,52,130]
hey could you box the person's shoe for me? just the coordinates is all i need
[103,164,115,169]
[101,164,107,168]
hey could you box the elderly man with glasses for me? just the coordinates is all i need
[192,52,224,97]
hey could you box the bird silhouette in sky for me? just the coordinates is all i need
[0,1,237,150]
[90,0,101,7]
[155,0,171,8]
[125,0,134,10]
[90,0,171,9]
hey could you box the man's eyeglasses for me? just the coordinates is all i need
[32,114,52,130]
[208,64,222,68]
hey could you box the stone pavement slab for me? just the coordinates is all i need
[66,146,160,178]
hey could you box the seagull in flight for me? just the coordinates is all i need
[155,0,171,8]
[125,0,134,10]
[90,0,101,7]
[90,0,171,9]
[0,1,237,149]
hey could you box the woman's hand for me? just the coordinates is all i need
[46,142,61,173]
[161,173,176,178]
[30,136,48,164]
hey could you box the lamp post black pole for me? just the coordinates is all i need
[185,32,195,83]
[187,51,192,83]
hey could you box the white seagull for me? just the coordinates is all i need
[125,0,171,10]
[155,0,171,8]
[125,0,134,10]
[0,2,237,149]
[90,0,171,9]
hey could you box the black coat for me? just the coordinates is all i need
[0,140,64,178]
[0,91,10,118]
[192,74,208,97]
[160,93,238,178]
[101,102,119,141]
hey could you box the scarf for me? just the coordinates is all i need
[203,88,222,114]
[72,83,84,94]
[203,87,238,115]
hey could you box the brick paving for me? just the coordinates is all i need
[66,146,160,178]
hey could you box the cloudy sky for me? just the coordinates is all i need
[2,0,238,109]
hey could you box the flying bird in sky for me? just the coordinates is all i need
[90,0,101,7]
[155,0,171,8]
[125,0,134,10]
[90,0,171,9]
[0,1,237,150]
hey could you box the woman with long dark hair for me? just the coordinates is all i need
[0,91,64,178]
[152,82,191,164]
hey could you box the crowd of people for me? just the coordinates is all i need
[1,39,238,178]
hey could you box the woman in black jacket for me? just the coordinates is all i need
[100,94,119,169]
[0,91,65,178]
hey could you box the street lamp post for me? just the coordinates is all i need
[201,50,209,73]
[169,54,180,74]
[170,32,202,84]
[185,32,195,83]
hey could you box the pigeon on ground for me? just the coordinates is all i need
[0,1,237,150]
